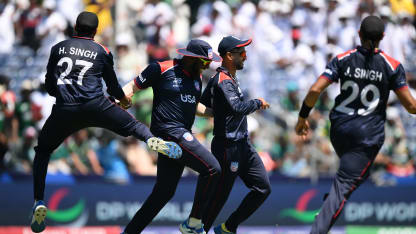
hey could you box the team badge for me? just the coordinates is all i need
[183,132,194,141]
[194,80,200,91]
[230,161,239,172]
[173,78,182,87]
[208,49,213,59]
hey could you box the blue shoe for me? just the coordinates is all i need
[214,223,235,234]
[179,219,206,234]
[147,137,182,159]
[30,200,47,233]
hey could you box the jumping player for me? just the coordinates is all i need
[121,39,222,234]
[30,11,182,233]
[200,36,271,234]
[295,15,416,234]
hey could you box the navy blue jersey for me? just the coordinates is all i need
[200,67,261,140]
[45,36,124,105]
[322,46,407,146]
[134,59,202,138]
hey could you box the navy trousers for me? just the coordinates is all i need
[202,137,271,232]
[33,96,153,201]
[124,131,221,233]
[311,129,381,234]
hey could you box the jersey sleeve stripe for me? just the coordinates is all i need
[336,49,357,60]
[134,78,144,89]
[94,41,110,54]
[395,85,408,91]
[318,75,333,83]
[218,72,232,84]
[379,52,400,71]
[158,60,176,74]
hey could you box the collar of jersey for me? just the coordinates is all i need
[217,66,238,83]
[72,36,94,40]
[357,46,381,55]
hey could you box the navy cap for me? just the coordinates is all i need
[218,36,252,55]
[75,11,99,32]
[177,39,222,62]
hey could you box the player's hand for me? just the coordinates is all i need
[295,117,310,140]
[119,96,132,109]
[257,98,270,109]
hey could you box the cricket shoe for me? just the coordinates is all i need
[214,223,235,234]
[179,219,206,234]
[147,137,182,159]
[30,200,47,233]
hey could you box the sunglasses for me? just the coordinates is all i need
[229,50,247,57]
[199,58,212,66]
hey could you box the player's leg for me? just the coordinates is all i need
[31,106,84,232]
[177,132,221,233]
[218,141,271,233]
[123,155,185,233]
[90,97,181,158]
[311,146,379,234]
[203,137,239,232]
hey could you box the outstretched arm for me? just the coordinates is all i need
[395,87,416,114]
[295,77,332,137]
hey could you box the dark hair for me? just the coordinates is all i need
[75,11,98,37]
[360,15,385,52]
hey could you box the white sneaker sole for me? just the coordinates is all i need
[148,137,182,159]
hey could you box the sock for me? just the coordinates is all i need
[188,217,202,228]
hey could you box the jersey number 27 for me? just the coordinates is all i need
[57,57,93,86]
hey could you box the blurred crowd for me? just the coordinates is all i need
[0,0,415,185]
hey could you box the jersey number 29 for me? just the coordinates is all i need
[57,57,93,86]
[335,80,380,116]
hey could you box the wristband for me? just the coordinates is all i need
[299,101,312,118]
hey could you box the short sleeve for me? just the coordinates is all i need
[134,63,161,89]
[320,57,339,82]
[390,64,408,91]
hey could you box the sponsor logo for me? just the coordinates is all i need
[279,189,320,223]
[138,74,146,83]
[325,69,333,75]
[230,162,239,172]
[183,132,194,141]
[47,188,89,226]
[180,94,196,103]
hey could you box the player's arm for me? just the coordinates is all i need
[122,79,140,98]
[102,52,126,100]
[295,77,331,137]
[123,63,160,98]
[197,79,214,117]
[196,103,213,117]
[220,80,267,115]
[391,64,416,114]
[45,47,57,97]
[395,87,416,114]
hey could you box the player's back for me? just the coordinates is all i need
[45,36,113,105]
[324,46,407,146]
